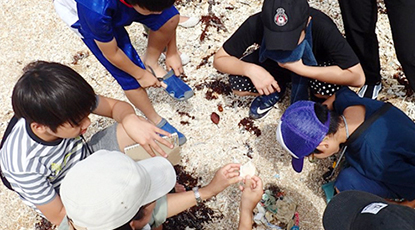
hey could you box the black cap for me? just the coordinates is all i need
[323,191,415,230]
[261,0,309,51]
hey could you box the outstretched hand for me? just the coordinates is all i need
[205,164,242,196]
[121,115,173,157]
[240,176,263,211]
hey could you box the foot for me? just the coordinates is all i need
[146,64,167,79]
[249,91,282,119]
[357,82,382,99]
[156,118,187,145]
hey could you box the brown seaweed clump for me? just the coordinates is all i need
[238,118,262,137]
[163,166,224,229]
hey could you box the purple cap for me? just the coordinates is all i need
[276,101,330,172]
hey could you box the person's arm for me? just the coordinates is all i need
[213,48,280,95]
[36,195,66,226]
[278,61,365,87]
[95,38,162,88]
[166,163,242,217]
[92,95,172,156]
[238,176,263,230]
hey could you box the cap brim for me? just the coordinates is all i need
[291,157,304,173]
[263,21,306,51]
[276,121,304,173]
[137,156,176,205]
[323,191,385,230]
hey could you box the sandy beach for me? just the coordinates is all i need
[1,0,413,229]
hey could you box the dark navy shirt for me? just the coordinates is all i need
[334,87,415,200]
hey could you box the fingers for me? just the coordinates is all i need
[149,139,168,158]
[142,144,156,157]
[222,163,241,172]
[160,81,168,89]
[271,81,280,92]
[244,176,253,188]
[155,127,171,137]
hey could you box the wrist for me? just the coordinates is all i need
[198,186,216,201]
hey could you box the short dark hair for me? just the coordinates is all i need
[125,0,175,12]
[12,61,96,132]
[113,204,147,230]
[314,103,341,135]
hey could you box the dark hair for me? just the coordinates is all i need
[314,103,341,135]
[12,61,96,132]
[113,205,147,230]
[125,0,175,12]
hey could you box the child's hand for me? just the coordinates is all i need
[165,51,184,77]
[122,115,172,157]
[205,164,242,196]
[240,176,263,211]
[138,71,164,88]
[246,64,280,95]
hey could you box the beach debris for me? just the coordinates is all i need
[196,51,216,69]
[217,104,223,112]
[393,70,413,96]
[238,118,261,137]
[71,51,89,65]
[211,112,220,124]
[253,184,299,229]
[240,161,256,178]
[163,165,223,229]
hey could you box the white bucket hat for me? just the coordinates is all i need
[60,150,176,230]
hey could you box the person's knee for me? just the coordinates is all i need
[334,169,360,192]
[159,14,179,32]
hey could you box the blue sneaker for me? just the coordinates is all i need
[157,118,186,145]
[249,91,281,119]
[162,70,194,101]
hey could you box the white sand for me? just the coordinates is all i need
[1,0,413,229]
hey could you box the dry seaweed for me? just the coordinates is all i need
[393,70,413,96]
[238,118,262,137]
[196,51,216,69]
[163,166,223,230]
[71,51,89,65]
[35,217,54,230]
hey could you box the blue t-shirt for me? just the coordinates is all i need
[74,0,177,42]
[74,0,140,42]
[333,87,415,200]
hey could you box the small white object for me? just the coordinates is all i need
[240,161,256,178]
[160,52,190,65]
[178,16,200,28]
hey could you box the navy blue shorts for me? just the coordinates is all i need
[335,166,400,199]
[81,6,179,90]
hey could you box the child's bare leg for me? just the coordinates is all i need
[144,14,180,77]
[124,88,162,125]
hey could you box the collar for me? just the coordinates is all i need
[119,0,133,8]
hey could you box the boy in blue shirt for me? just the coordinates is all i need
[276,87,415,208]
[54,0,189,145]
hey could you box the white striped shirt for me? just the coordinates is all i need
[0,118,89,213]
